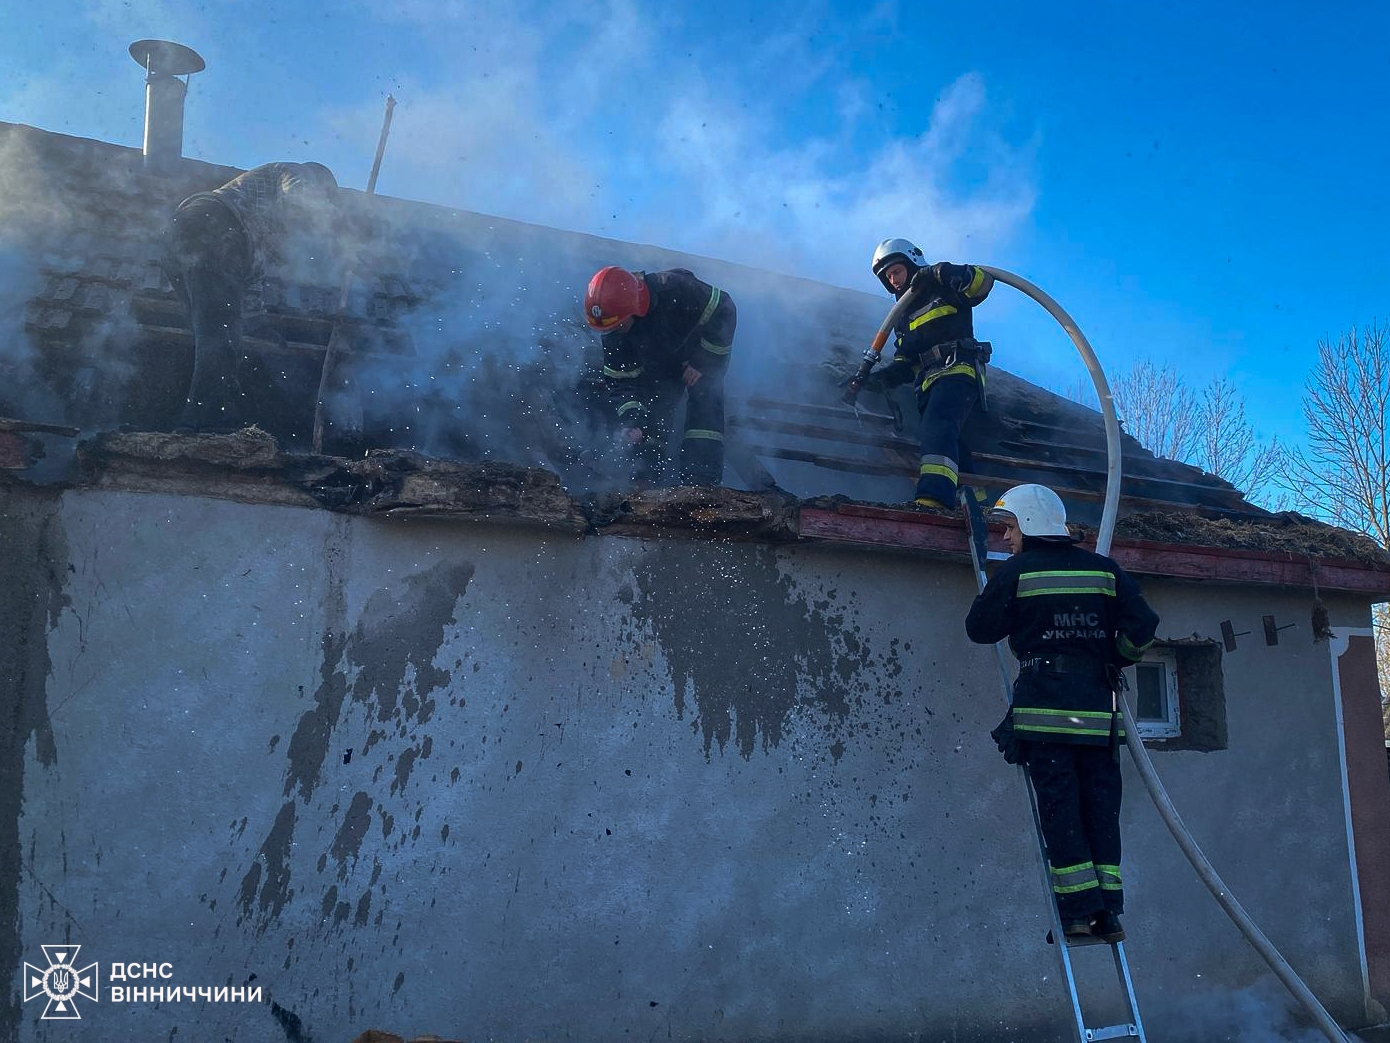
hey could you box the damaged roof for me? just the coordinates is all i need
[42,428,1390,598]
[3,118,1384,598]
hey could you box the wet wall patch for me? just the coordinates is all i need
[237,800,298,931]
[0,488,67,1043]
[329,791,374,880]
[348,562,473,730]
[245,558,472,942]
[284,532,351,803]
[284,628,350,802]
[283,559,471,801]
[630,543,896,758]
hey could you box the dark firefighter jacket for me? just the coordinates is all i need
[965,538,1160,745]
[601,269,735,429]
[875,262,993,399]
[175,162,334,286]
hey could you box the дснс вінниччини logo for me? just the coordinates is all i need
[23,945,99,1019]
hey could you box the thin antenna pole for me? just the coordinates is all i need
[366,95,396,196]
[312,94,397,454]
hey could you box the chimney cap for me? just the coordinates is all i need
[129,39,205,77]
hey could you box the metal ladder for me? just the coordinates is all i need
[959,487,1147,1043]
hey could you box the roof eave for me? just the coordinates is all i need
[798,504,1390,598]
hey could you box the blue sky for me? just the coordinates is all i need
[4,0,1388,452]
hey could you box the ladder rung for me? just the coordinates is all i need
[1065,932,1118,948]
[1086,1024,1140,1040]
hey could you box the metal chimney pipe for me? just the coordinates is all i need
[128,40,205,176]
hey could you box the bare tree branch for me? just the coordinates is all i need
[1281,323,1390,547]
[1197,377,1285,499]
[1281,322,1390,737]
[1112,360,1201,462]
[1111,360,1283,506]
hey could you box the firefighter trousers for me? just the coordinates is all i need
[914,372,977,505]
[680,370,725,485]
[630,372,726,487]
[162,197,255,432]
[1023,740,1124,919]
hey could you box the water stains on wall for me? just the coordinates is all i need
[627,543,909,760]
[239,560,474,936]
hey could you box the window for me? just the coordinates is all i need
[1130,640,1228,752]
[1134,649,1180,738]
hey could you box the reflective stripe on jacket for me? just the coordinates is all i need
[965,540,1160,745]
[601,269,735,425]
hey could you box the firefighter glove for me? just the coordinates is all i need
[990,709,1027,765]
[929,262,964,292]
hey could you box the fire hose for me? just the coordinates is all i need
[841,282,927,406]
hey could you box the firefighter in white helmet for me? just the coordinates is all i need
[866,237,994,509]
[965,484,1159,943]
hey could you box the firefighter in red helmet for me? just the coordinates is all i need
[584,266,735,486]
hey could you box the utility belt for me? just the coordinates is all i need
[1017,654,1126,691]
[918,338,992,411]
[918,338,992,372]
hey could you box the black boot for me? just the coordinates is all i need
[1061,916,1093,939]
[1091,911,1125,943]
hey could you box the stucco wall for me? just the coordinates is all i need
[1120,581,1378,1023]
[3,485,1382,1042]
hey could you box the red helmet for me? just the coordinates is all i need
[584,267,650,332]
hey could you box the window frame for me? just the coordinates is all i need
[1133,647,1181,739]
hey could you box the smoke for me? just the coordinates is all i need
[292,2,1037,491]
[642,72,1037,290]
[0,129,88,425]
[1156,976,1378,1043]
[312,1,1037,294]
[0,0,1040,491]
[0,250,53,421]
[313,178,900,490]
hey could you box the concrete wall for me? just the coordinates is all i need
[3,484,1384,1042]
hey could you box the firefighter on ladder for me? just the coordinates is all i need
[583,266,735,487]
[863,238,994,509]
[965,484,1160,943]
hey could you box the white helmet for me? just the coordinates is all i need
[870,237,926,293]
[991,484,1070,537]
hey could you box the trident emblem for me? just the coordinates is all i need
[23,945,99,1019]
